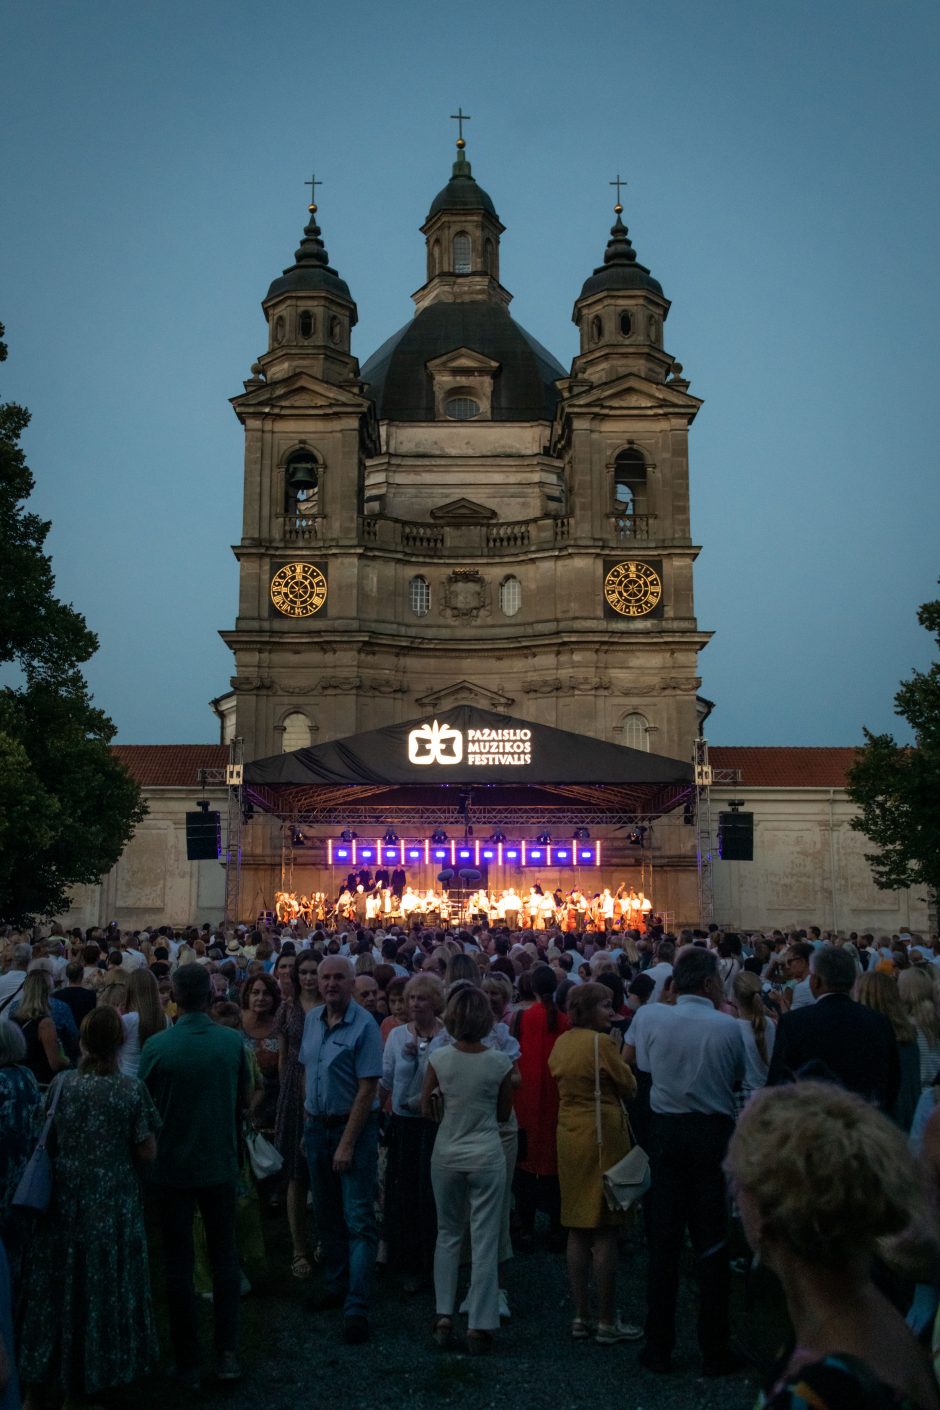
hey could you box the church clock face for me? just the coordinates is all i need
[604,560,662,617]
[270,562,327,618]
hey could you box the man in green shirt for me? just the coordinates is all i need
[139,962,249,1388]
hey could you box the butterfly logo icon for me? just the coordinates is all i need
[408,720,463,766]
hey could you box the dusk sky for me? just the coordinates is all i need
[3,0,937,750]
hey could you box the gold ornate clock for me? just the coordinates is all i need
[604,560,662,617]
[270,562,327,618]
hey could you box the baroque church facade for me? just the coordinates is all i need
[221,137,705,763]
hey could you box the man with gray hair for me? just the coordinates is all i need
[0,945,31,1014]
[301,954,382,1344]
[768,945,900,1111]
[624,945,745,1376]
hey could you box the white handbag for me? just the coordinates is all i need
[244,1128,283,1180]
[593,1032,651,1213]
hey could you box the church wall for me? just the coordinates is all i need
[709,787,931,935]
[57,788,227,932]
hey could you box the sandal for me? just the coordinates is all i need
[290,1253,313,1279]
[466,1329,493,1355]
[571,1317,597,1340]
[432,1316,454,1348]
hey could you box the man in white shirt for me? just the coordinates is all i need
[625,946,745,1378]
[784,942,816,1010]
[644,938,675,1002]
[0,943,31,1012]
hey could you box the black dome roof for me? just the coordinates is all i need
[428,173,497,219]
[361,302,564,422]
[579,215,663,301]
[264,214,353,305]
[426,148,498,220]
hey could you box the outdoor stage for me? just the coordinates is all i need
[238,706,702,925]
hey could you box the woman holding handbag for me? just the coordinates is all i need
[548,982,641,1345]
[17,1005,160,1403]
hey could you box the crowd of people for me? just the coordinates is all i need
[2,912,940,1408]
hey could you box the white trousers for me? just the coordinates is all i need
[431,1157,506,1331]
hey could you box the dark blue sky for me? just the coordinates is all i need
[2,0,937,746]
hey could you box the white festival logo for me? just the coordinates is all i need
[408,719,463,766]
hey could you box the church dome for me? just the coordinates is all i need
[578,215,663,301]
[264,212,353,305]
[426,144,498,220]
[361,301,564,422]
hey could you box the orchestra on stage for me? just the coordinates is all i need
[273,877,656,932]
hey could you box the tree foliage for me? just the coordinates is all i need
[0,323,145,921]
[847,589,940,896]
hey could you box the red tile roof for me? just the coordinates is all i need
[111,744,860,791]
[709,747,858,788]
[112,745,229,788]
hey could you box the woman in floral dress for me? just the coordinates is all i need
[18,1006,161,1401]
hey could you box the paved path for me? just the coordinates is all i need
[132,1216,775,1410]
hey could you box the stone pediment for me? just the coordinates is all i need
[425,346,501,376]
[415,679,515,711]
[232,371,370,417]
[561,372,702,415]
[429,498,497,523]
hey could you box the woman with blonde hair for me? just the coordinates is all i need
[12,971,68,1086]
[725,1082,939,1410]
[732,971,775,1112]
[422,985,513,1353]
[548,981,639,1345]
[855,970,920,1130]
[898,967,940,1090]
[119,967,168,1078]
[380,974,445,1291]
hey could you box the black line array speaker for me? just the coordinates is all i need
[718,812,753,861]
[185,811,221,861]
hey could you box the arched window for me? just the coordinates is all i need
[274,316,285,344]
[282,712,313,752]
[619,310,632,337]
[409,576,431,617]
[621,712,650,751]
[483,238,495,276]
[444,394,481,420]
[613,448,647,514]
[499,576,521,617]
[299,310,314,338]
[284,449,320,524]
[591,315,603,343]
[453,232,472,274]
[430,239,441,276]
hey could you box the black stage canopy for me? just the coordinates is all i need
[245,706,693,823]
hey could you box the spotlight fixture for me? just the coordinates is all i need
[535,831,552,845]
[490,830,507,844]
[241,802,255,824]
[383,828,399,844]
[682,802,695,826]
[431,828,448,844]
[290,827,306,847]
[629,826,648,846]
[340,828,358,842]
[573,826,590,841]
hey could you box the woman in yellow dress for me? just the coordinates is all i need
[548,981,640,1345]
